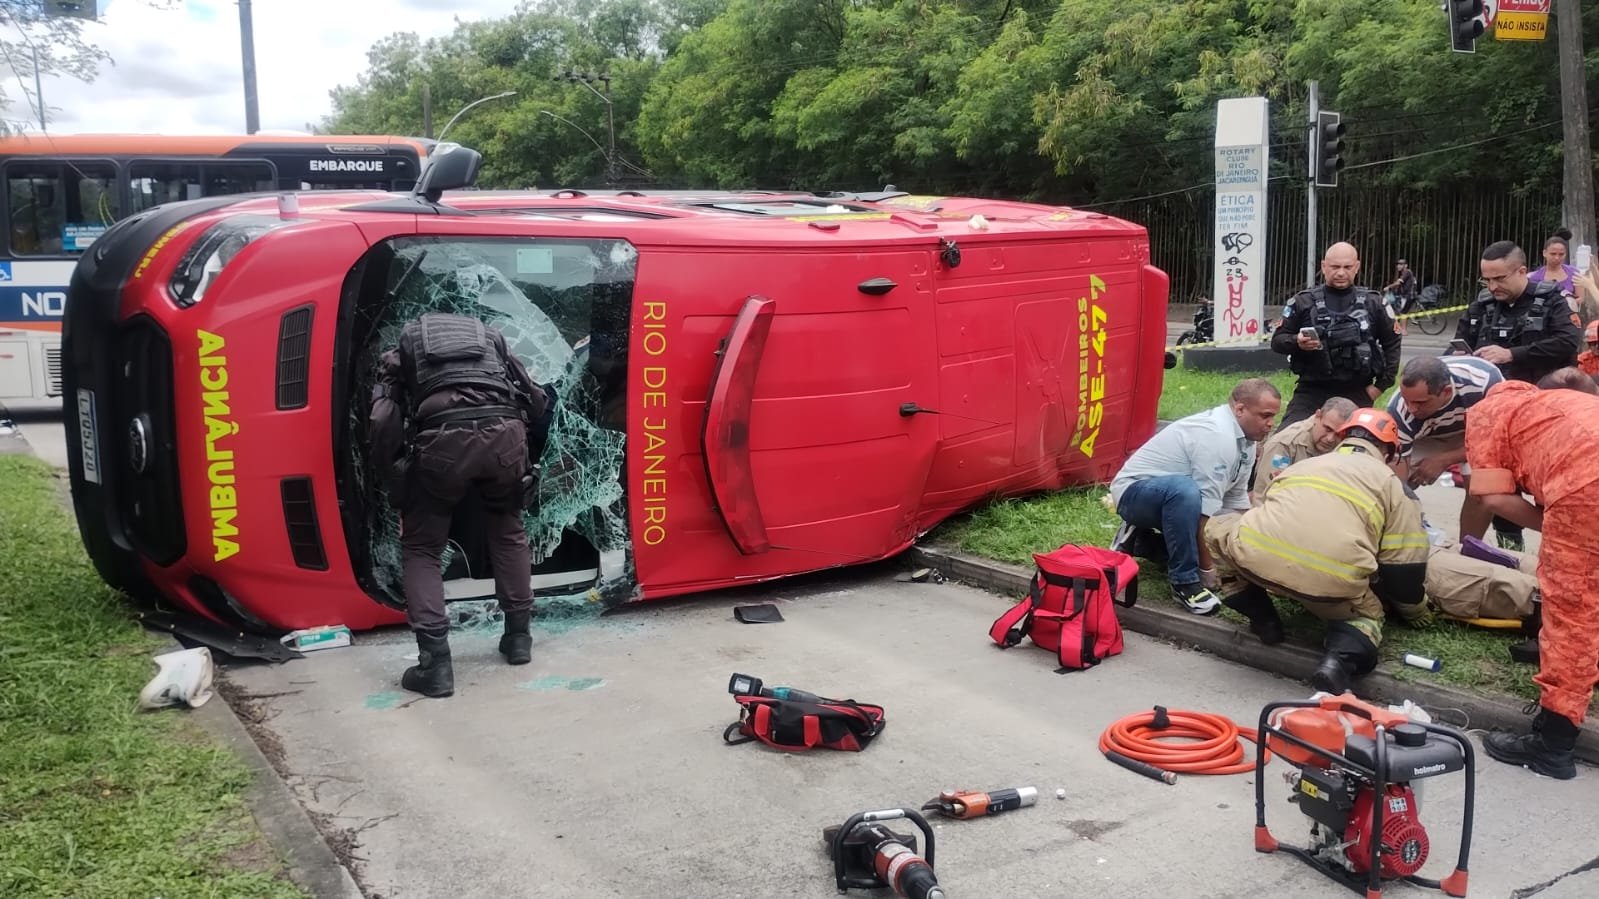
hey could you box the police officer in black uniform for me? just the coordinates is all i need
[1452,240,1582,549]
[369,313,552,699]
[1271,242,1402,430]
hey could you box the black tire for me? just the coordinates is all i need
[1413,311,1450,336]
[1176,332,1195,346]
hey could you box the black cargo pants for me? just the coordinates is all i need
[1276,381,1374,432]
[400,418,533,634]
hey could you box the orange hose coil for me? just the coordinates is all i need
[1099,709,1267,776]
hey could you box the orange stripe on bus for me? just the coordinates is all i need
[0,134,429,157]
[0,321,64,333]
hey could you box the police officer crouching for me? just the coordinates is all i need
[369,313,554,699]
[1203,409,1431,697]
[1271,242,1401,431]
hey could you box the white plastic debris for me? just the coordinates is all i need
[968,214,990,231]
[138,647,216,710]
[1387,699,1433,724]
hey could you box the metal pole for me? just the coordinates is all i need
[1556,0,1594,249]
[31,46,44,132]
[1305,80,1319,289]
[239,0,260,134]
[604,85,616,186]
[437,91,516,143]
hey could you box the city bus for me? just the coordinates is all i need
[63,145,1171,637]
[1,133,434,401]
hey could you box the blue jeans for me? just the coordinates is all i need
[1117,476,1202,586]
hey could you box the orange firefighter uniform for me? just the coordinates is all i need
[1467,382,1599,742]
[1578,321,1599,376]
[1206,414,1431,695]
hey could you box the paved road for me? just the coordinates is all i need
[226,568,1594,899]
[1166,311,1461,358]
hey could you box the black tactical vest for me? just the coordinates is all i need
[1472,283,1555,349]
[1293,289,1383,381]
[400,313,517,418]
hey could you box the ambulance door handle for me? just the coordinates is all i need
[701,295,775,555]
[858,277,898,296]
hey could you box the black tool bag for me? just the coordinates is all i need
[723,695,886,752]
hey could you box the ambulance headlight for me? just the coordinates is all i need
[169,217,291,308]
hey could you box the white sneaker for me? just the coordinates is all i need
[1174,584,1222,615]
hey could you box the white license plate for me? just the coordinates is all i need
[76,387,101,484]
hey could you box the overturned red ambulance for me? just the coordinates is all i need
[63,146,1169,636]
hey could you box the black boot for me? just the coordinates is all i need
[500,609,533,665]
[1484,707,1579,780]
[401,630,455,698]
[1310,623,1379,696]
[1222,584,1284,646]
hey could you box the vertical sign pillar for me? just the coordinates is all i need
[1213,97,1270,344]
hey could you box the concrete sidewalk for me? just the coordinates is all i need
[223,570,1599,899]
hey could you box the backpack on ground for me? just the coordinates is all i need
[988,544,1139,671]
[722,693,886,752]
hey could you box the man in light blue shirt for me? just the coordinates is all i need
[1109,378,1282,613]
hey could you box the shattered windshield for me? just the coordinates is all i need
[345,235,636,617]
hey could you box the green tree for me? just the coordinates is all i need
[0,0,177,133]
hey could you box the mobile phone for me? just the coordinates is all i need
[1448,339,1472,355]
[1577,244,1592,272]
[1298,327,1318,340]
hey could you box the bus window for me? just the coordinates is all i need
[204,161,275,197]
[5,161,120,256]
[130,161,205,212]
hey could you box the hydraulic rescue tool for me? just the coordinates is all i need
[921,786,1038,819]
[823,807,945,899]
[1254,694,1474,897]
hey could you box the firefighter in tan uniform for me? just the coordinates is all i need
[1204,409,1432,695]
[1249,396,1357,502]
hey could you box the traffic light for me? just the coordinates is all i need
[1449,0,1484,54]
[42,1,97,19]
[1313,111,1345,188]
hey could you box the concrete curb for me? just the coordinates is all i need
[192,673,365,899]
[909,544,1599,766]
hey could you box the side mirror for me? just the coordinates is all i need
[413,143,483,204]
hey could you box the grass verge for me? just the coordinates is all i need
[936,449,1549,706]
[1157,365,1297,421]
[0,456,304,899]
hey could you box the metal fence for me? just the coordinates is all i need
[1097,186,1567,309]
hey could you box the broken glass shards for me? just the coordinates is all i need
[348,236,638,619]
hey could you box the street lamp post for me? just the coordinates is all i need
[539,110,615,184]
[557,71,615,186]
[437,91,517,143]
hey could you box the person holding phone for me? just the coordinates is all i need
[1270,242,1402,430]
[1453,240,1582,550]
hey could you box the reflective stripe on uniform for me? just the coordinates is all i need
[1269,474,1382,525]
[1380,532,1430,551]
[1238,526,1367,582]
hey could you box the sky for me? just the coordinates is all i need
[12,0,514,135]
